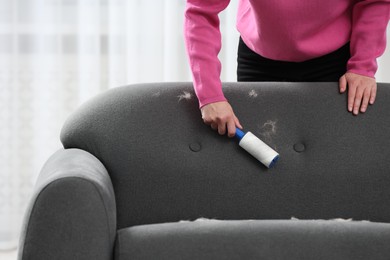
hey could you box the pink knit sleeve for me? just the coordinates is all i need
[347,0,390,78]
[184,0,230,108]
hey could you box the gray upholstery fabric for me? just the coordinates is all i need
[115,219,390,260]
[21,82,390,259]
[61,82,390,230]
[18,148,116,260]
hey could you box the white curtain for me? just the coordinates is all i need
[0,0,194,250]
[0,0,389,250]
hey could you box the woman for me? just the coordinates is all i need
[184,0,390,137]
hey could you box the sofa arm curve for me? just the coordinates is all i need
[18,148,117,260]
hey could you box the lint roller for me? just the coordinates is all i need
[235,128,279,168]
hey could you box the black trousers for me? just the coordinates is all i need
[237,37,350,82]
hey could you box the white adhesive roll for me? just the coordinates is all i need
[239,131,279,168]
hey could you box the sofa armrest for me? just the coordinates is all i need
[18,148,116,260]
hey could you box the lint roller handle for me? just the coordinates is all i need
[235,128,279,168]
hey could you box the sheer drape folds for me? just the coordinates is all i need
[0,0,191,250]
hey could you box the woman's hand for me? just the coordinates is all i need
[201,101,243,137]
[339,72,377,115]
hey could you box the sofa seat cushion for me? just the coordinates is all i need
[115,219,390,260]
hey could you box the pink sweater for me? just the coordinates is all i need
[184,0,390,108]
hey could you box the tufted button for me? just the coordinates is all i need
[293,143,305,153]
[189,142,202,152]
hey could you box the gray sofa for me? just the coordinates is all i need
[18,82,390,260]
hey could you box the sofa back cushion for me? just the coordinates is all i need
[61,82,390,228]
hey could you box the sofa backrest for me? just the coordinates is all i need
[61,82,390,229]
